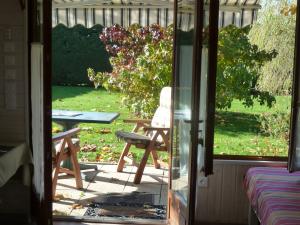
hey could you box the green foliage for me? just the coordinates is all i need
[89,23,276,116]
[217,25,276,109]
[52,24,112,86]
[258,110,290,142]
[214,96,291,157]
[248,0,297,94]
[88,24,173,118]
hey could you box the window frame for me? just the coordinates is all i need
[288,1,300,171]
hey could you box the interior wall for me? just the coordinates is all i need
[0,0,27,143]
[196,160,287,225]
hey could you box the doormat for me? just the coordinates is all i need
[83,192,166,220]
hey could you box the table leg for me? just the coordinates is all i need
[55,121,77,131]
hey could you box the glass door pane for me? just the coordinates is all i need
[169,1,218,224]
[171,0,195,203]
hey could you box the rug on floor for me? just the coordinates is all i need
[83,192,166,220]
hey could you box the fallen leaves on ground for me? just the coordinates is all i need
[53,193,65,202]
[98,128,112,134]
[81,144,97,152]
[52,127,62,133]
[95,154,102,162]
[80,156,89,162]
[102,146,111,151]
[81,127,93,131]
[71,203,83,209]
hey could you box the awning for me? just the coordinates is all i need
[52,0,261,29]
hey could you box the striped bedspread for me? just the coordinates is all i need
[244,167,300,225]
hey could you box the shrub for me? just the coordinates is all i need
[52,24,112,86]
[89,24,276,117]
[88,24,173,118]
[259,111,290,142]
[217,25,276,109]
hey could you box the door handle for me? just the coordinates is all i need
[184,119,204,123]
[198,138,204,145]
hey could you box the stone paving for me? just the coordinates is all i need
[52,163,168,217]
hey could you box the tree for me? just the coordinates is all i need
[248,0,297,95]
[217,25,276,109]
[89,24,275,117]
[88,24,173,118]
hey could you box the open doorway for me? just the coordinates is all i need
[51,0,172,222]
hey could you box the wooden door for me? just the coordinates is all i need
[29,0,53,224]
[169,1,219,225]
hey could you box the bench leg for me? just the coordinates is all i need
[70,148,83,189]
[52,151,64,198]
[117,143,131,172]
[150,150,160,169]
[52,167,59,198]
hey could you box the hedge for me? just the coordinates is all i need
[52,24,112,86]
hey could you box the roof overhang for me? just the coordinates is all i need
[52,0,261,29]
[52,0,261,12]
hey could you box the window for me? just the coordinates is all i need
[213,1,297,158]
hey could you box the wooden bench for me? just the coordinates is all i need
[52,128,83,198]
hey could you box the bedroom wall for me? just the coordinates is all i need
[0,1,30,222]
[196,160,287,225]
[0,0,27,143]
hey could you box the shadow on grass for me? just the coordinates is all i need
[215,111,263,137]
[52,85,95,101]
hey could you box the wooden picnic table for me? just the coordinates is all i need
[52,109,120,176]
[52,109,120,130]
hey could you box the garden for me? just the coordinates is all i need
[52,1,297,163]
[52,85,290,162]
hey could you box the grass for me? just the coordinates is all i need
[52,86,291,163]
[214,96,291,156]
[52,86,162,163]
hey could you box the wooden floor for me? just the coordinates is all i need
[54,223,122,225]
[54,222,165,225]
[53,163,168,217]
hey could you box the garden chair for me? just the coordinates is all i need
[52,128,83,198]
[115,87,171,184]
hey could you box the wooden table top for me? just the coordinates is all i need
[52,109,120,124]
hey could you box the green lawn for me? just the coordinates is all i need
[214,96,291,156]
[52,86,291,163]
[52,86,151,163]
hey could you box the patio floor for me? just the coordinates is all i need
[53,163,168,217]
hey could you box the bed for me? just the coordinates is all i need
[244,167,300,225]
[0,143,32,223]
[0,143,32,187]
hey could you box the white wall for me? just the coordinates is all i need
[0,0,27,143]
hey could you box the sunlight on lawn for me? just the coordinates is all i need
[214,97,291,156]
[52,86,168,163]
[52,86,291,161]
